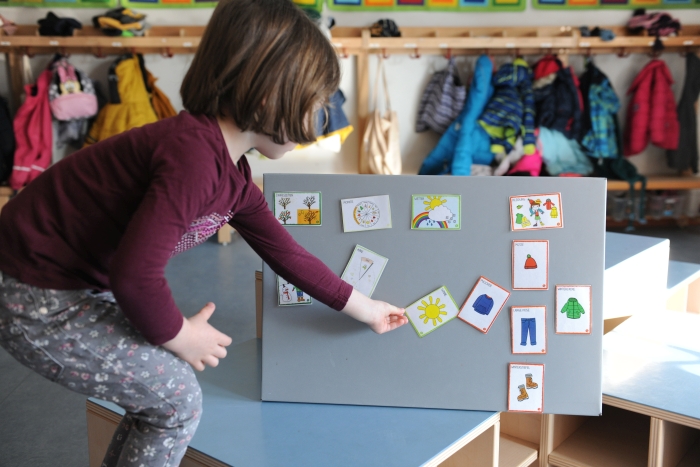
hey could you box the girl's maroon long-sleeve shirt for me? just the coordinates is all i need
[0,112,352,345]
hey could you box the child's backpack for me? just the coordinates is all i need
[48,57,98,122]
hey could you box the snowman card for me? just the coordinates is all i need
[277,276,312,306]
[510,193,563,231]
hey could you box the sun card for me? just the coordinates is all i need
[511,306,547,354]
[411,194,461,230]
[510,193,563,231]
[341,195,392,233]
[458,276,511,334]
[556,285,592,334]
[277,276,312,306]
[340,245,388,298]
[405,286,460,338]
[274,192,322,226]
[508,363,544,413]
[512,240,549,290]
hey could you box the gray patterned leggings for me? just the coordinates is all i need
[0,271,202,467]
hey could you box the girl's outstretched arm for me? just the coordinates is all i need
[341,289,408,334]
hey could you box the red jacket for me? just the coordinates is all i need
[624,60,679,156]
[8,69,53,190]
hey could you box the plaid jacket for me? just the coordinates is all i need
[582,78,620,159]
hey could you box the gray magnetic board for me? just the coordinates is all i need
[261,174,605,415]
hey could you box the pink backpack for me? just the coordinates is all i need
[49,58,98,121]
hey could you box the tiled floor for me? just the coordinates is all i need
[0,226,698,466]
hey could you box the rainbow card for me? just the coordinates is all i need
[411,194,461,230]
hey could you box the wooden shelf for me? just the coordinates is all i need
[607,176,700,191]
[548,406,650,467]
[606,216,700,229]
[499,434,538,467]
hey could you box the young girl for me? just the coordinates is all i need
[0,1,408,465]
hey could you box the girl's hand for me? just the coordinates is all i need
[162,302,233,371]
[341,289,408,334]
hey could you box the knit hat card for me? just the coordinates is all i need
[555,285,592,334]
[458,276,511,334]
[512,240,549,290]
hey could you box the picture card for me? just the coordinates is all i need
[411,194,461,230]
[510,193,563,231]
[458,276,511,334]
[511,306,547,354]
[556,285,592,334]
[340,245,388,298]
[277,276,312,306]
[341,195,392,232]
[274,192,322,226]
[508,363,544,413]
[512,240,549,290]
[405,286,460,338]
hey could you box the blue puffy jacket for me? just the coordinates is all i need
[419,55,494,176]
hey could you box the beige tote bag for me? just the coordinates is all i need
[362,56,402,175]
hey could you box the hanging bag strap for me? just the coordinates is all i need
[371,55,392,114]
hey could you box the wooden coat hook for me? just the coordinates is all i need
[339,47,349,59]
[381,48,390,59]
[409,47,421,59]
[94,47,106,59]
[162,47,173,58]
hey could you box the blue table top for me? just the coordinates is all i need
[603,311,700,422]
[667,260,700,291]
[93,339,498,467]
[604,232,668,270]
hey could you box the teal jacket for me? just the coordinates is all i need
[561,297,585,319]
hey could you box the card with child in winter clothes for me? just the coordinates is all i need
[510,193,563,231]
[556,285,592,334]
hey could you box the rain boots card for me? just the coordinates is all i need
[511,306,547,354]
[274,192,322,226]
[556,285,592,334]
[510,193,563,231]
[508,363,544,413]
[411,194,461,230]
[405,286,460,338]
[277,276,312,306]
[512,240,549,290]
[341,195,392,232]
[458,276,511,334]
[340,245,388,298]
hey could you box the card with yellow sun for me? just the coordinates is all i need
[411,194,461,230]
[405,286,460,337]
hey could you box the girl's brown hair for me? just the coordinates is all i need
[181,0,340,145]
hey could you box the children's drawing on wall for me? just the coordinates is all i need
[340,245,388,298]
[508,363,544,412]
[405,286,460,338]
[510,193,563,231]
[277,276,312,306]
[341,195,392,232]
[511,306,547,354]
[458,276,511,334]
[274,192,322,226]
[512,240,549,290]
[411,194,461,230]
[556,285,592,334]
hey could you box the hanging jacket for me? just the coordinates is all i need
[9,70,53,190]
[580,61,621,160]
[84,54,158,146]
[419,55,494,176]
[479,58,536,156]
[533,56,581,140]
[560,297,585,319]
[0,96,14,183]
[667,53,700,173]
[623,59,679,156]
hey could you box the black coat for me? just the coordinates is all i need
[667,54,700,173]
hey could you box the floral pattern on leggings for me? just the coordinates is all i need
[0,271,202,467]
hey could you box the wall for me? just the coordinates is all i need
[1,7,700,185]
